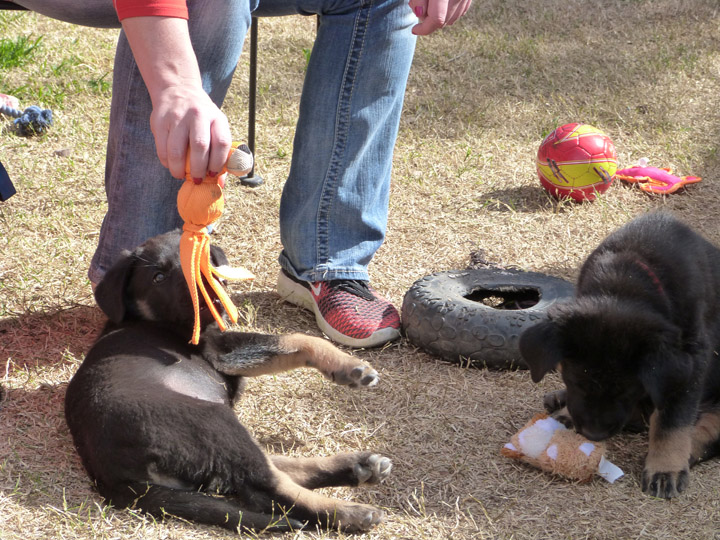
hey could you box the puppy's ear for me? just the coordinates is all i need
[519,321,563,383]
[94,250,136,323]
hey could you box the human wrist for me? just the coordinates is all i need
[121,16,203,103]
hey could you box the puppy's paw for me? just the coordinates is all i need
[642,466,690,499]
[353,454,392,485]
[543,389,567,413]
[329,503,384,532]
[331,363,379,389]
[304,337,379,388]
[549,405,574,429]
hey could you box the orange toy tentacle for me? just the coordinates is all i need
[196,236,230,330]
[206,270,239,324]
[179,230,203,345]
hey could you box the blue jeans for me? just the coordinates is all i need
[16,0,417,285]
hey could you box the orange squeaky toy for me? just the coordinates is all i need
[177,142,255,344]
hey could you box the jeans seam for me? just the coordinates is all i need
[90,34,138,282]
[315,0,372,272]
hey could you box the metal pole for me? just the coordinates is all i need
[240,17,263,187]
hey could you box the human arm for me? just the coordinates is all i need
[117,14,233,181]
[409,0,473,36]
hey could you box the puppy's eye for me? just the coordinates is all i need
[153,272,166,283]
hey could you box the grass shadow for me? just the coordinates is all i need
[475,185,555,213]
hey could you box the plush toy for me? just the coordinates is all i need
[615,158,701,194]
[501,413,624,484]
[177,142,255,344]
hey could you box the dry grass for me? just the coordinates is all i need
[2,1,720,538]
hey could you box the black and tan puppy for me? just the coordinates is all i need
[65,231,391,533]
[519,212,720,499]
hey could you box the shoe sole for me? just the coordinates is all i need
[276,270,400,348]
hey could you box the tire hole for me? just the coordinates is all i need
[464,288,540,310]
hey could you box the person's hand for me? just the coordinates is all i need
[409,0,472,36]
[121,16,234,182]
[150,84,233,183]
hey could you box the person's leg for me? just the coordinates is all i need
[257,0,417,347]
[87,0,254,285]
[270,0,417,282]
[12,0,119,28]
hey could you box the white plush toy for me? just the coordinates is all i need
[501,413,624,484]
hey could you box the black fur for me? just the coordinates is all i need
[520,212,720,498]
[65,231,391,533]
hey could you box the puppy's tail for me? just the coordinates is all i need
[114,482,305,533]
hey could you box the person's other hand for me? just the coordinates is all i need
[410,0,472,36]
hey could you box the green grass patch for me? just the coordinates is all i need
[0,35,42,69]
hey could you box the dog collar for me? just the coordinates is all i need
[634,259,665,297]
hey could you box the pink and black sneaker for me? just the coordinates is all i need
[276,269,401,348]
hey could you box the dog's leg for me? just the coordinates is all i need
[642,410,693,498]
[109,482,304,533]
[690,408,720,465]
[101,401,386,532]
[542,389,574,428]
[271,452,392,489]
[543,388,567,413]
[205,332,378,387]
[129,467,386,533]
[268,465,385,532]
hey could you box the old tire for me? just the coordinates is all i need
[401,268,574,370]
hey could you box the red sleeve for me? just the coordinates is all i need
[113,0,188,21]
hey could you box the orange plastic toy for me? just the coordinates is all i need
[177,142,255,344]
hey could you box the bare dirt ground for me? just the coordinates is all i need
[2,2,720,539]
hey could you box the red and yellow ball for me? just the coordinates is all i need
[536,123,617,202]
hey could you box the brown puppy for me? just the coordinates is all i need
[520,212,720,499]
[65,231,391,533]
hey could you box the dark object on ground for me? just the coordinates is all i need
[402,267,574,369]
[520,212,720,499]
[0,104,53,136]
[65,230,391,533]
[0,160,16,201]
